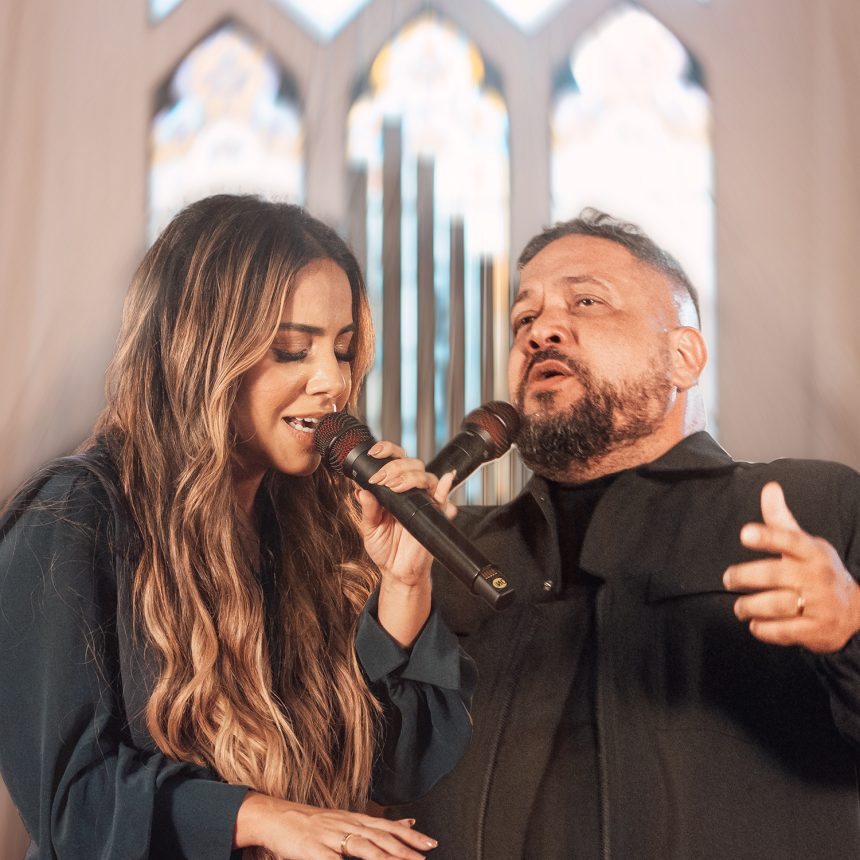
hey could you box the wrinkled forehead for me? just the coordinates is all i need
[515,234,682,324]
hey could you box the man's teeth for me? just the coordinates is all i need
[285,416,320,433]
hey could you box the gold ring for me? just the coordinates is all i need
[796,594,806,616]
[340,833,356,857]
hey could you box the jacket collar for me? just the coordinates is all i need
[515,431,738,598]
[524,430,734,502]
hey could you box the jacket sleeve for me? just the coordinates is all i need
[0,469,248,859]
[355,588,476,805]
[810,464,860,754]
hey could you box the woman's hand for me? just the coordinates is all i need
[356,441,456,587]
[235,792,438,859]
[355,441,456,647]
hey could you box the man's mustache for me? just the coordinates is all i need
[517,348,589,405]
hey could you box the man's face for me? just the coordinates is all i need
[508,234,679,477]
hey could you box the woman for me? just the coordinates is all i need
[0,195,474,859]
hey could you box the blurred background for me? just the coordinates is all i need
[1,0,858,506]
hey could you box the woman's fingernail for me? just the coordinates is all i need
[368,471,382,484]
[369,443,383,456]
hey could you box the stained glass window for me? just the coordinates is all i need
[149,0,183,23]
[484,0,570,32]
[551,3,717,425]
[148,23,303,242]
[348,16,510,499]
[270,0,372,41]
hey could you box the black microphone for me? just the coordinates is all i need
[426,401,520,488]
[314,413,516,610]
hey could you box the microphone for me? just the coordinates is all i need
[314,413,516,610]
[426,401,520,488]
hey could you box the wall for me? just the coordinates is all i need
[1,0,859,503]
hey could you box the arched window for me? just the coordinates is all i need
[551,3,717,425]
[347,15,510,500]
[485,0,571,32]
[148,22,303,242]
[270,0,372,41]
[149,0,183,23]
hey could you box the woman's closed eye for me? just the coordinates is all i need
[271,345,355,363]
[272,347,308,363]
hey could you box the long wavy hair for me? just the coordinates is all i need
[92,195,381,828]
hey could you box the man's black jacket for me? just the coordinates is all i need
[390,432,860,859]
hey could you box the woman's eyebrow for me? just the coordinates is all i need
[278,322,356,335]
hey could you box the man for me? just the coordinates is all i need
[389,210,860,859]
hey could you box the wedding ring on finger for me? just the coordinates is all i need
[795,593,806,617]
[340,832,356,857]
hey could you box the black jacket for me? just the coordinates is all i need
[391,432,860,859]
[0,450,475,859]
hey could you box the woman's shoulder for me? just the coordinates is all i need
[1,443,122,537]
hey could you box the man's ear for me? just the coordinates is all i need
[669,326,707,391]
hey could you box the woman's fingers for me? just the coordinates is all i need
[325,815,437,860]
[367,441,407,460]
[333,830,425,859]
[367,458,435,492]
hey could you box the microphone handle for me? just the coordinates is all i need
[425,426,495,484]
[343,441,515,610]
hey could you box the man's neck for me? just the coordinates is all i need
[549,430,693,484]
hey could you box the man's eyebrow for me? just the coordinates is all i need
[563,274,612,290]
[512,276,611,309]
[511,288,531,308]
[278,322,356,335]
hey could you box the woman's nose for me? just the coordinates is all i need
[307,352,348,401]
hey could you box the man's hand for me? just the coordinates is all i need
[722,481,860,653]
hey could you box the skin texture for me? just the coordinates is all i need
[508,234,706,483]
[230,258,454,858]
[232,258,355,507]
[509,233,860,655]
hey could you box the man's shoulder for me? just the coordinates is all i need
[725,455,860,503]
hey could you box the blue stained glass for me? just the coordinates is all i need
[148,23,303,242]
[348,16,511,502]
[484,0,570,32]
[552,3,717,429]
[149,0,183,23]
[271,0,372,40]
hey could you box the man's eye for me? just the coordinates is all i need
[514,315,534,331]
[577,297,600,307]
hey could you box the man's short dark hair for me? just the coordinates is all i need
[517,208,701,328]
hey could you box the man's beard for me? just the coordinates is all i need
[514,347,674,479]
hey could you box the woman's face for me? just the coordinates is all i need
[233,258,355,481]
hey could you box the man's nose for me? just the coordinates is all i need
[527,312,569,351]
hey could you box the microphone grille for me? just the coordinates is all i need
[463,401,521,456]
[313,413,373,473]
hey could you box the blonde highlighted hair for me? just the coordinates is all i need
[93,196,381,843]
